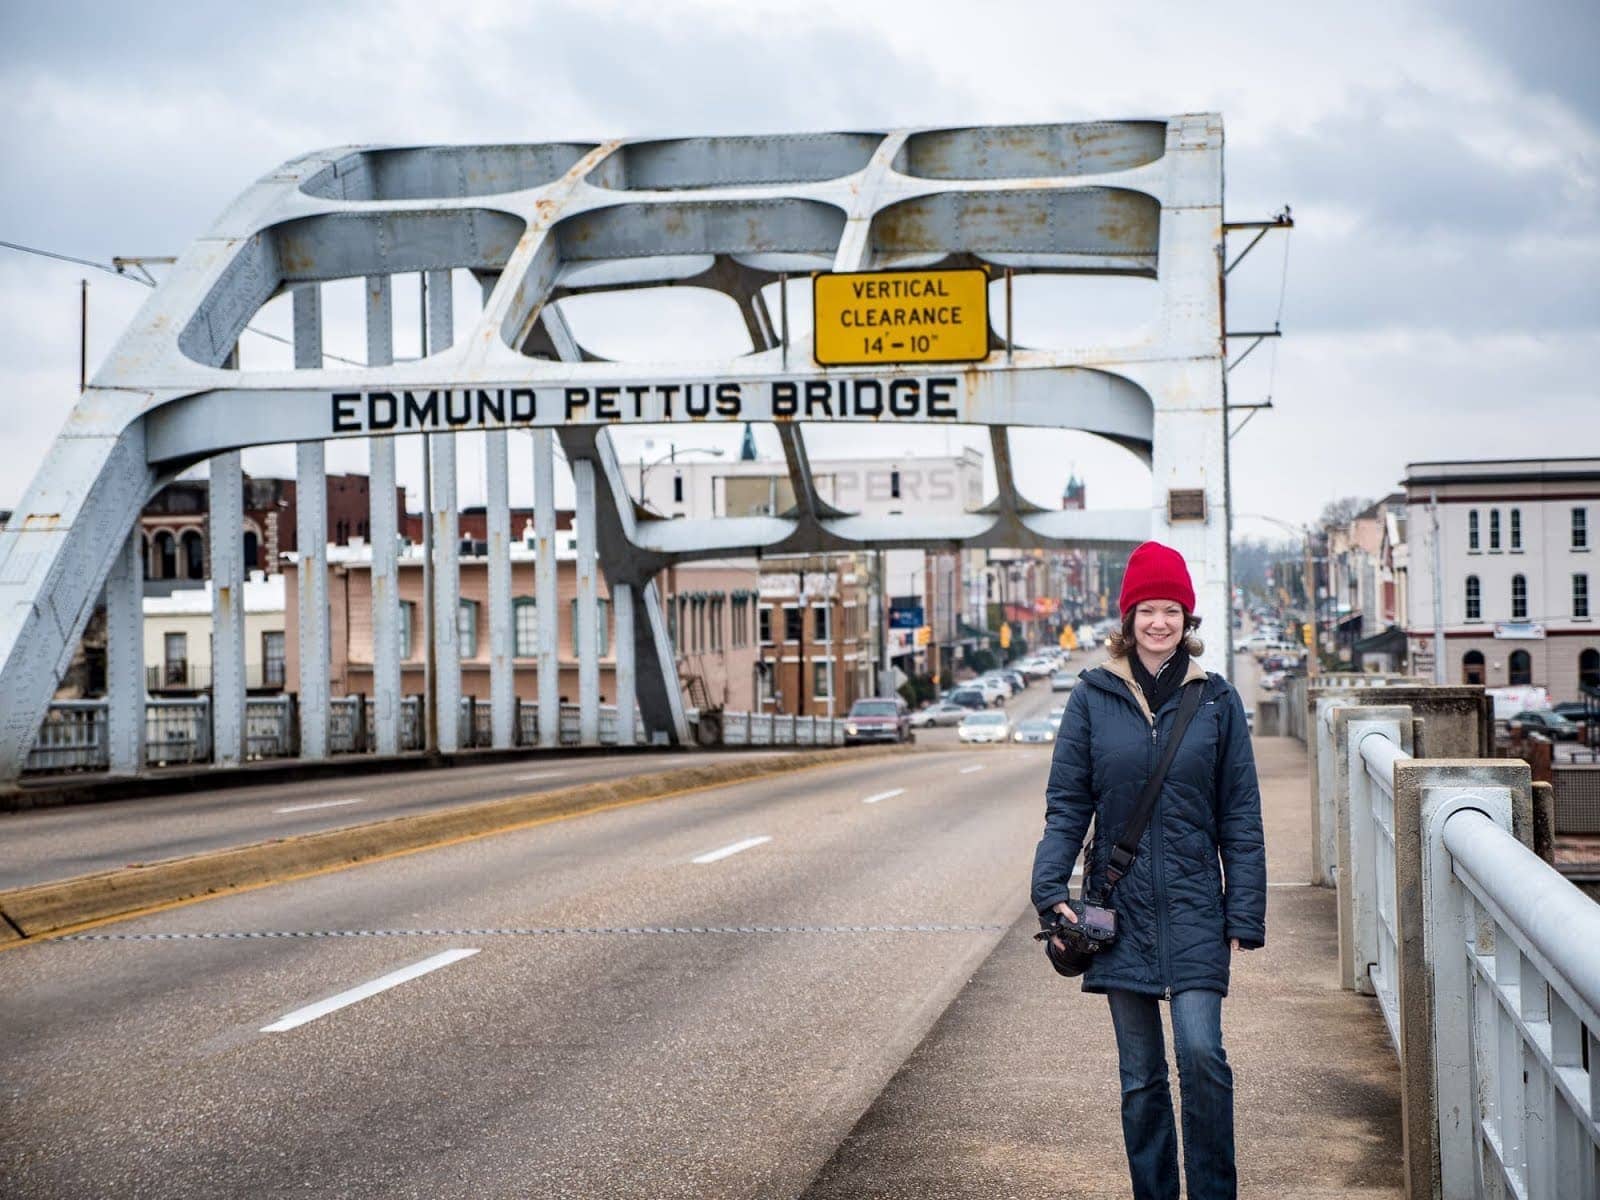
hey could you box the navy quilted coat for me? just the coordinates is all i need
[1030,656,1266,998]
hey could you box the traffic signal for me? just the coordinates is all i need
[1302,622,1314,647]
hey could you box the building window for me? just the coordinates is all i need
[673,474,684,504]
[513,598,539,657]
[890,469,901,500]
[1508,649,1532,686]
[1580,649,1600,690]
[1468,510,1479,552]
[154,531,177,580]
[1576,574,1590,620]
[399,601,415,660]
[458,599,479,659]
[758,606,772,644]
[813,660,832,699]
[181,530,205,579]
[1488,510,1500,551]
[814,603,831,643]
[1465,575,1481,622]
[1511,574,1527,620]
[1509,508,1522,551]
[263,631,286,687]
[1462,650,1485,686]
[243,530,259,571]
[568,598,610,656]
[1575,507,1590,550]
[784,606,802,642]
[164,632,187,686]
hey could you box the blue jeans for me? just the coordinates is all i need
[1106,988,1236,1200]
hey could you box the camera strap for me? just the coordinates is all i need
[1103,679,1205,894]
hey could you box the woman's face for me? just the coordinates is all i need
[1133,600,1185,659]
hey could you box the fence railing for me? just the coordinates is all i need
[1321,695,1600,1198]
[20,694,664,776]
[720,712,845,748]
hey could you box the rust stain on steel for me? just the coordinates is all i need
[21,514,62,531]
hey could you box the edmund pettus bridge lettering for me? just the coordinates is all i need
[328,376,962,435]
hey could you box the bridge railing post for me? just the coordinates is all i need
[1334,705,1413,999]
[1392,757,1535,1200]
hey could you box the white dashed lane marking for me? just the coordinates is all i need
[959,765,985,775]
[259,948,480,1033]
[862,789,906,805]
[274,797,365,814]
[691,836,772,865]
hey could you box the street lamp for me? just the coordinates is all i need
[636,444,725,513]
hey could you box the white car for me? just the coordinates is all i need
[1048,705,1067,727]
[971,678,1009,705]
[1051,670,1079,692]
[958,711,1012,743]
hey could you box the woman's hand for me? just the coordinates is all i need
[1050,901,1078,952]
[1230,938,1242,952]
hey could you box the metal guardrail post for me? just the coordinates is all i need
[1392,757,1532,1198]
[1333,705,1413,996]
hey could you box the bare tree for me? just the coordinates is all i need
[1318,495,1375,531]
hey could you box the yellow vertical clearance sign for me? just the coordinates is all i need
[813,269,990,367]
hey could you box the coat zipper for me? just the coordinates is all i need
[1148,713,1174,1000]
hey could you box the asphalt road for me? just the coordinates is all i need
[0,749,795,892]
[0,739,1061,1198]
[1,655,1097,895]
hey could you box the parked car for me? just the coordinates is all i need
[971,678,1010,705]
[958,711,1011,744]
[1047,705,1067,727]
[1551,702,1595,728]
[1508,710,1581,742]
[910,701,968,728]
[1051,670,1079,692]
[1001,669,1027,692]
[1013,718,1057,744]
[842,698,912,746]
[945,687,990,712]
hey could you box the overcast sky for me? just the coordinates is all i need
[1,0,1595,543]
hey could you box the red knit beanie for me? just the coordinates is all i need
[1119,541,1195,616]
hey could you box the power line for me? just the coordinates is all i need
[0,237,365,367]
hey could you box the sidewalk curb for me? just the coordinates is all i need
[0,744,917,945]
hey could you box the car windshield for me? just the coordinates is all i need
[851,702,897,717]
[964,712,1005,725]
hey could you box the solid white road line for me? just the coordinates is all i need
[692,836,772,865]
[274,797,366,814]
[260,948,480,1033]
[513,771,566,782]
[959,765,985,775]
[862,788,906,805]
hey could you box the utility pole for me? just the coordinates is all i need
[419,273,437,755]
[796,566,808,717]
[78,279,87,393]
[1430,489,1446,684]
[1303,529,1320,679]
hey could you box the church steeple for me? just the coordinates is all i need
[1061,472,1085,511]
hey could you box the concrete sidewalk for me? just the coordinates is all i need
[799,736,1405,1200]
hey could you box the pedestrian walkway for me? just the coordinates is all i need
[800,736,1405,1200]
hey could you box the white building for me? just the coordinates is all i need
[1402,458,1599,700]
[143,573,287,692]
[622,446,987,682]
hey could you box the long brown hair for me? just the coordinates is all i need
[1105,605,1205,659]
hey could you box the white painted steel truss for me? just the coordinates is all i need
[0,117,1229,778]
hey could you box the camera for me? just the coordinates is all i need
[1035,899,1119,955]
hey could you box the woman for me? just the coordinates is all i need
[1031,540,1266,1200]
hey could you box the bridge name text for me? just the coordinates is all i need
[328,377,962,434]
